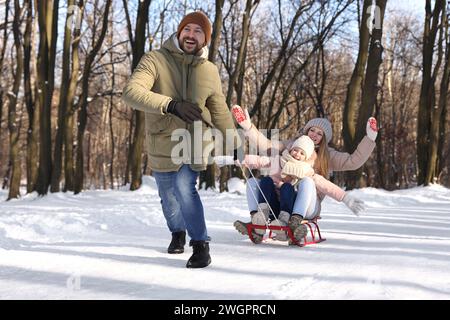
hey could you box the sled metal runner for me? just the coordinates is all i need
[246,217,326,247]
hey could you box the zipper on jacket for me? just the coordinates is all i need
[185,60,193,130]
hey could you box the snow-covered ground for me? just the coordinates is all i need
[1,176,450,300]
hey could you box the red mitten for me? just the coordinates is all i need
[231,105,252,131]
[366,117,378,141]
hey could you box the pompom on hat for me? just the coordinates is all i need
[303,118,333,144]
[177,11,212,46]
[291,135,315,160]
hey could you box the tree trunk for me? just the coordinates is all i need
[342,0,378,190]
[417,0,444,185]
[23,0,39,194]
[125,0,151,191]
[225,0,257,106]
[7,0,24,200]
[36,0,59,195]
[74,0,112,194]
[342,0,372,153]
[437,97,447,180]
[200,0,225,190]
[64,112,75,191]
[356,0,386,143]
[427,3,449,184]
[208,0,225,64]
[64,0,84,192]
[109,8,115,189]
[348,0,387,189]
[51,0,75,193]
[0,0,10,150]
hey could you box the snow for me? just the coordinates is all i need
[1,177,450,300]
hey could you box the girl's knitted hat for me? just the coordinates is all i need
[291,135,315,160]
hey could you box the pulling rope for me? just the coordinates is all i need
[235,160,280,226]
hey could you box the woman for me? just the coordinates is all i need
[231,105,378,243]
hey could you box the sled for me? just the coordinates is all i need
[246,216,326,247]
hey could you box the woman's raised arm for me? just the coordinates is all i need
[328,118,378,172]
[231,105,287,154]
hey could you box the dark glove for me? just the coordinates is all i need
[167,100,202,124]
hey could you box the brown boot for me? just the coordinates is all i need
[288,214,308,242]
[233,220,263,244]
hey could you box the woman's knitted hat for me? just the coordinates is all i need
[291,135,315,160]
[303,118,333,144]
[177,11,212,45]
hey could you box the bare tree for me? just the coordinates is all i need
[342,0,372,152]
[123,0,152,191]
[74,0,112,194]
[0,0,10,145]
[342,0,387,189]
[199,0,226,191]
[64,0,85,192]
[7,0,24,200]
[429,1,450,185]
[51,0,76,192]
[23,0,38,194]
[35,0,60,195]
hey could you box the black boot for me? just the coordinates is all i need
[186,241,211,268]
[168,231,186,254]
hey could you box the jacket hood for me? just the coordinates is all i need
[162,33,209,65]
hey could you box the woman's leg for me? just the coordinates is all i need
[292,177,319,219]
[289,177,319,241]
[246,177,260,213]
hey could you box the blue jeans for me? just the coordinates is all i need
[153,164,208,241]
[258,176,297,219]
[292,177,319,219]
[246,177,260,212]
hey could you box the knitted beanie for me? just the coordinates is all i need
[177,11,212,45]
[303,118,333,144]
[291,135,315,160]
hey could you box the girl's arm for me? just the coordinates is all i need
[241,154,272,169]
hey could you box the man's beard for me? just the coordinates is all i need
[180,37,202,55]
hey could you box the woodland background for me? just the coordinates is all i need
[0,0,449,200]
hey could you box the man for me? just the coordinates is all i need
[122,11,239,268]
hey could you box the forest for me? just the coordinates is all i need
[0,0,449,201]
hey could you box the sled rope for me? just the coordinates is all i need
[235,160,280,226]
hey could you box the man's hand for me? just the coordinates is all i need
[342,193,366,216]
[167,100,202,124]
[231,105,252,131]
[366,117,378,142]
